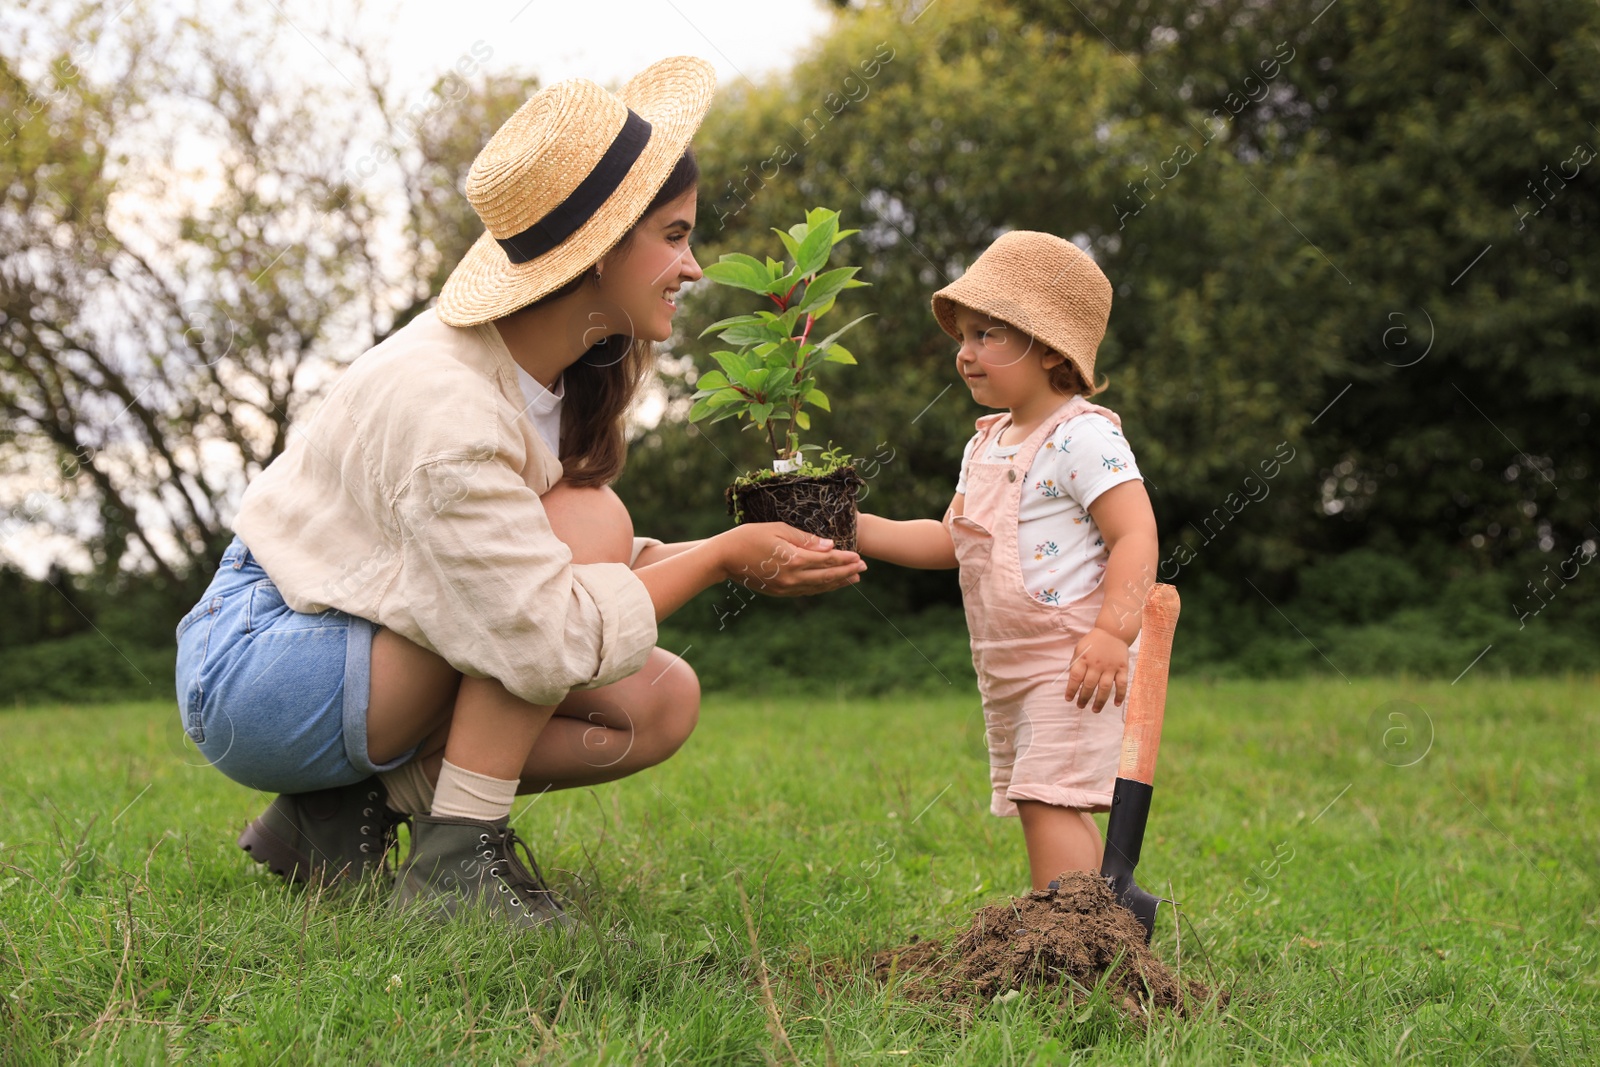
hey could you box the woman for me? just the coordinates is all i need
[173,57,867,929]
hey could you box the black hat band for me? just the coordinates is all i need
[496,108,653,265]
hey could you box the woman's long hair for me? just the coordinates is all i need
[550,148,699,488]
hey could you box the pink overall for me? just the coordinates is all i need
[943,394,1141,817]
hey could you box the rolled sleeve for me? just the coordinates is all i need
[629,536,664,568]
[387,451,658,706]
[567,560,658,690]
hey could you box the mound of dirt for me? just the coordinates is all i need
[873,872,1221,1017]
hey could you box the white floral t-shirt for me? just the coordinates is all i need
[956,412,1142,607]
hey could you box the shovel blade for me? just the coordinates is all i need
[1104,872,1159,944]
[1101,776,1158,944]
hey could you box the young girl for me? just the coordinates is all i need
[857,230,1158,890]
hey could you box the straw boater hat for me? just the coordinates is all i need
[931,231,1113,389]
[436,56,716,327]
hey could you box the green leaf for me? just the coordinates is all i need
[711,350,752,379]
[805,388,831,412]
[688,396,716,422]
[764,370,801,400]
[805,206,837,229]
[717,319,789,347]
[764,343,796,371]
[773,228,802,263]
[699,313,765,339]
[693,369,730,391]
[823,345,856,365]
[703,253,777,294]
[763,307,805,334]
[707,388,745,408]
[812,313,874,353]
[795,411,811,431]
[794,213,839,276]
[771,265,803,300]
[831,227,859,246]
[796,267,860,314]
[751,402,774,426]
[744,368,771,391]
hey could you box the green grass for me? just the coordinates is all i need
[2,679,1596,1065]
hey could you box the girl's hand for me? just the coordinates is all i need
[715,522,865,597]
[1065,627,1130,712]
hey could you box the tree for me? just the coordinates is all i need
[621,0,1600,656]
[0,0,534,591]
[1009,0,1599,585]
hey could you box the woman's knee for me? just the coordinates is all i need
[542,480,634,564]
[666,656,701,742]
[641,655,700,759]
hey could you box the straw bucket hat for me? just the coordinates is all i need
[436,56,716,327]
[931,231,1112,389]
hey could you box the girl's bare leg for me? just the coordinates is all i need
[1015,800,1103,890]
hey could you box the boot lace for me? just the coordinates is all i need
[476,825,564,915]
[358,788,409,872]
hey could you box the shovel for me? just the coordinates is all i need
[1100,582,1181,944]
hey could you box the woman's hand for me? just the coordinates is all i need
[715,522,866,597]
[1064,627,1130,712]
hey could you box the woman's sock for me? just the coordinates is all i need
[378,758,435,816]
[430,758,519,823]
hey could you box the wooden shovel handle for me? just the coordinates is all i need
[1118,583,1181,786]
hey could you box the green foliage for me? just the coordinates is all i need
[5,535,1593,707]
[0,633,174,706]
[1294,548,1430,627]
[688,207,870,465]
[651,542,1598,696]
[737,442,859,483]
[617,0,1600,668]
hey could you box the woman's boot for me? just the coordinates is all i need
[390,815,572,930]
[237,777,406,886]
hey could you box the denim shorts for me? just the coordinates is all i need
[173,536,417,794]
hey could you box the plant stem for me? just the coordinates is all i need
[784,312,818,461]
[766,420,783,459]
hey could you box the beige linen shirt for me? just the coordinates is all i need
[233,308,661,706]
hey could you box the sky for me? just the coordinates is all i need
[308,0,836,100]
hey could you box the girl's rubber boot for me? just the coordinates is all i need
[237,777,406,886]
[389,815,574,930]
